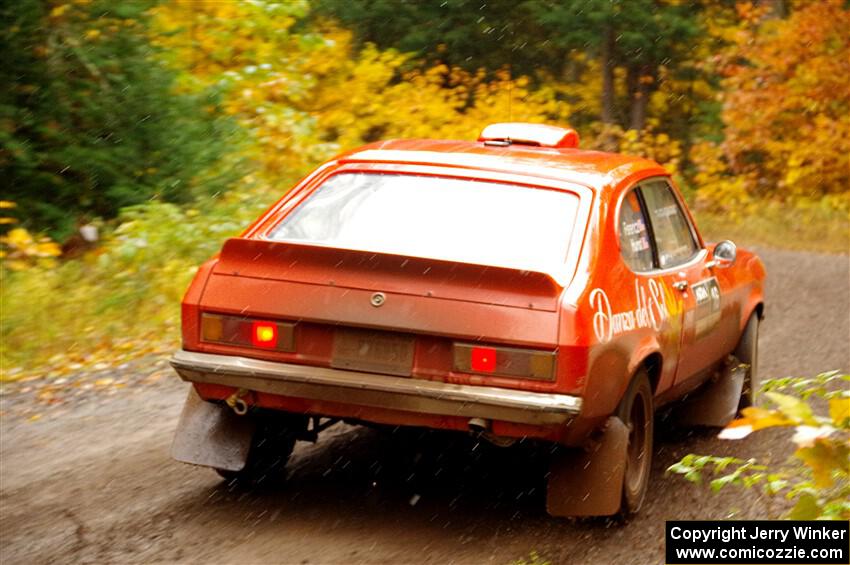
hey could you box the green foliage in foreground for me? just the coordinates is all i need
[668,372,850,520]
[0,185,282,379]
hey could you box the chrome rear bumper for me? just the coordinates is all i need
[170,350,582,426]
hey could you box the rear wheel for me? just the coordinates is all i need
[616,370,654,515]
[216,413,306,486]
[735,315,760,412]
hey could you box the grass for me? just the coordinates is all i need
[695,201,849,255]
[1,183,284,382]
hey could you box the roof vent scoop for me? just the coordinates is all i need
[478,122,580,149]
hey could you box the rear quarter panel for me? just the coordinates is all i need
[558,168,677,421]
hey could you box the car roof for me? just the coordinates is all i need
[336,139,668,193]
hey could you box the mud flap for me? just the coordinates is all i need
[170,387,256,472]
[674,361,747,428]
[546,416,629,517]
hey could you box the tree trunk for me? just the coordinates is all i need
[758,0,787,19]
[600,27,616,125]
[628,64,651,132]
[626,65,638,128]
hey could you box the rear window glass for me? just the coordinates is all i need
[268,173,581,273]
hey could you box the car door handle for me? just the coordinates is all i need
[672,281,688,291]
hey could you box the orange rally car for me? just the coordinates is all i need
[170,123,765,518]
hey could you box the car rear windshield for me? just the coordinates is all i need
[267,172,581,273]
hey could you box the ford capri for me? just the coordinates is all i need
[170,123,765,517]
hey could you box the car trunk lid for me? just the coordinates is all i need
[201,237,564,347]
[215,238,563,311]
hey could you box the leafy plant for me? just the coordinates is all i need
[667,372,850,520]
[0,182,282,380]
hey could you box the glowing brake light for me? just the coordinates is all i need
[200,313,295,351]
[251,321,278,348]
[454,343,556,381]
[470,346,497,373]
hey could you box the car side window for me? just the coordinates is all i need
[641,180,699,268]
[618,189,654,272]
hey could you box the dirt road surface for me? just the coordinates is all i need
[2,247,848,564]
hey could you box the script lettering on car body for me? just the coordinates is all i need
[590,279,676,343]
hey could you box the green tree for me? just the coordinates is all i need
[0,0,241,240]
[313,0,552,78]
[530,0,701,131]
[317,0,702,132]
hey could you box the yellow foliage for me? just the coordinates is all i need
[311,44,572,148]
[49,4,70,18]
[150,0,322,176]
[582,121,682,176]
[617,121,682,177]
[1,228,62,271]
[690,141,754,214]
[149,2,689,192]
[150,6,575,181]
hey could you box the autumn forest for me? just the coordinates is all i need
[1,0,849,376]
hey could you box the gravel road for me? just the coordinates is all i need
[1,247,848,564]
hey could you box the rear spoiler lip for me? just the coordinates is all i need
[208,271,558,314]
[218,236,566,285]
[212,237,568,311]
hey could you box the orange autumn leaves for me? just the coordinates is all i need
[724,0,850,198]
[697,0,850,211]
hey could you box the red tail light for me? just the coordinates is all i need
[201,313,294,352]
[251,321,278,348]
[454,343,555,381]
[470,346,497,372]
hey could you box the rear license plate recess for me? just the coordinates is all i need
[331,328,415,377]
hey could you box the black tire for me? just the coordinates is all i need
[735,315,759,412]
[216,413,306,486]
[616,370,654,515]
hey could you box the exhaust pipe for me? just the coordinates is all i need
[468,417,516,447]
[467,417,490,433]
